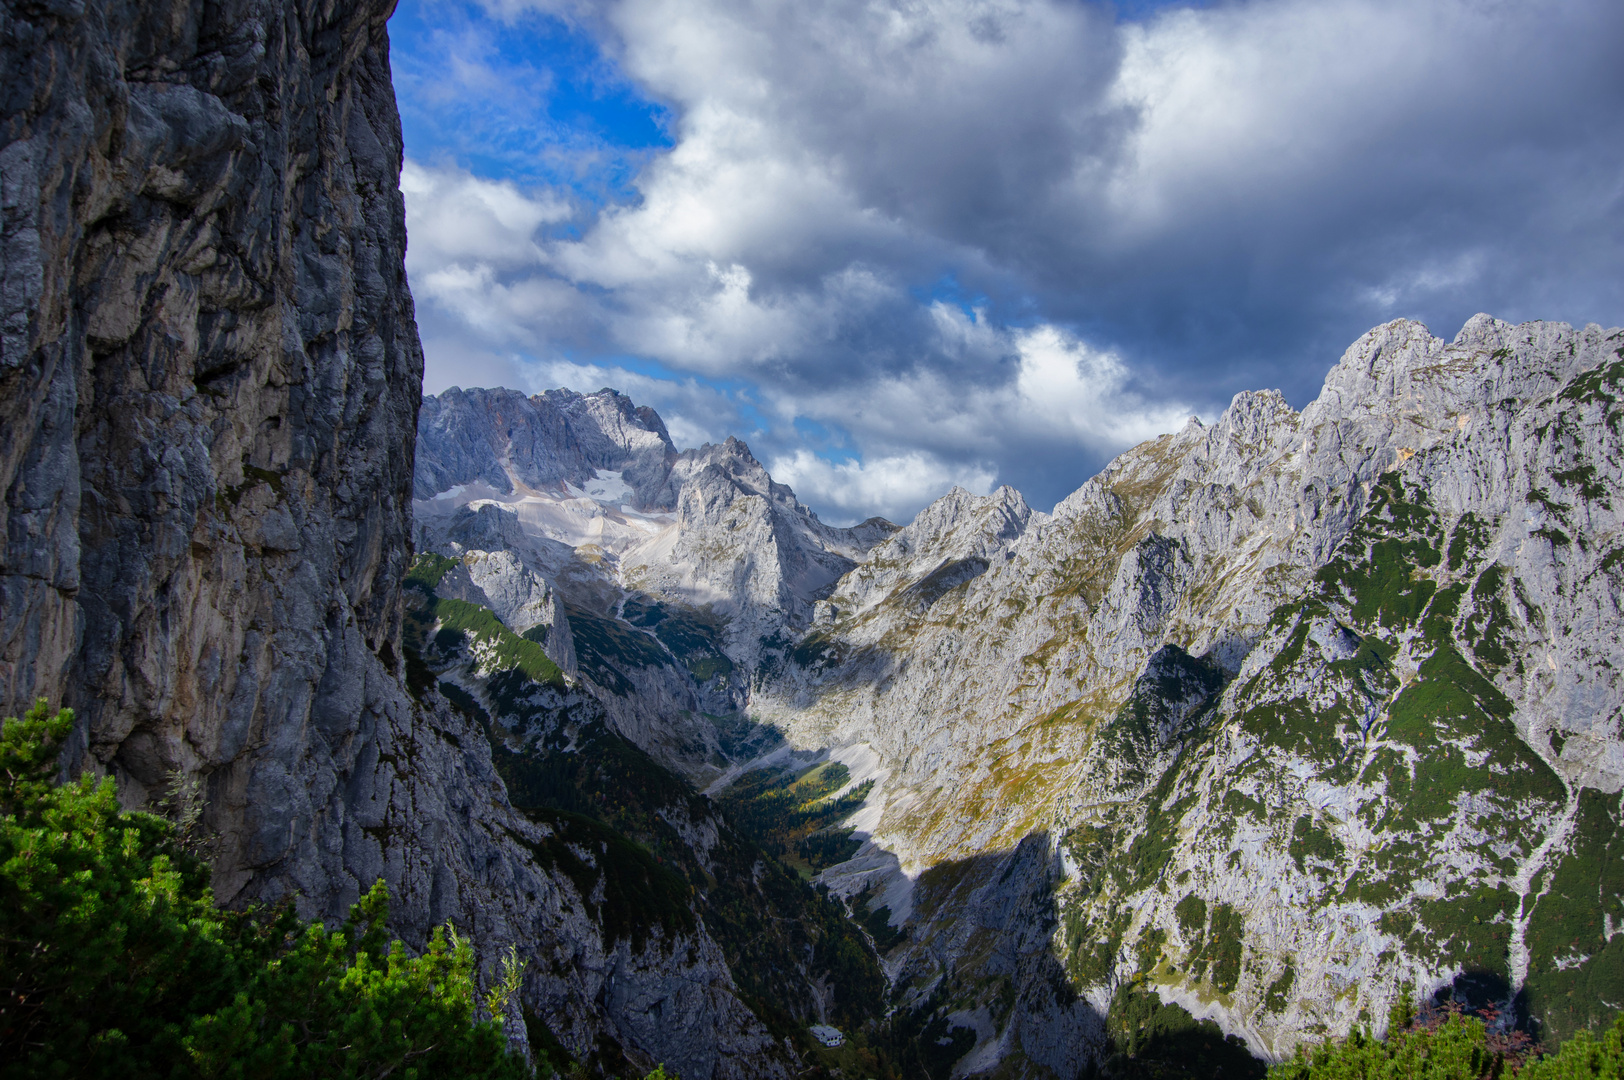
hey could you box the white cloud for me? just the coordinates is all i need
[1359,250,1489,313]
[399,0,1624,522]
[401,161,584,347]
[767,449,997,528]
[760,310,1193,456]
[1009,325,1193,449]
[408,0,1622,383]
[401,161,567,272]
[1102,0,1534,240]
[755,314,1197,517]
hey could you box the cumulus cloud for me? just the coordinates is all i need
[763,315,1197,484]
[396,0,1624,523]
[402,162,567,271]
[1009,326,1194,449]
[768,450,998,528]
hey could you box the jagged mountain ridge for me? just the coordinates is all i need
[413,386,898,779]
[411,314,1624,1071]
[764,314,1624,1063]
[415,388,895,633]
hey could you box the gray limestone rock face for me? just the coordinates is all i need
[754,317,1620,846]
[0,0,420,870]
[0,5,808,1076]
[416,403,894,650]
[415,385,678,507]
[648,436,886,653]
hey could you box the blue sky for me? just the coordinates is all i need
[391,1,672,203]
[389,0,1624,525]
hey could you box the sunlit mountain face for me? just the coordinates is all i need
[8,1,1624,1077]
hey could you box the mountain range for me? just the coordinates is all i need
[3,2,1621,1077]
[408,313,1624,1073]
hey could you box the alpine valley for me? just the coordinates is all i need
[4,1,1624,1078]
[408,314,1624,1077]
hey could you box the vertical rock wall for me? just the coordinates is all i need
[0,0,417,895]
[0,7,805,1075]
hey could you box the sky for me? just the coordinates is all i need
[389,0,1624,527]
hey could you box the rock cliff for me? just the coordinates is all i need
[1,0,422,907]
[416,386,678,509]
[0,4,826,1076]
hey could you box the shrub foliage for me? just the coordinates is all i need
[0,700,531,1080]
[1271,990,1624,1080]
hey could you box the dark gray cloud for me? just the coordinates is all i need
[401,0,1624,524]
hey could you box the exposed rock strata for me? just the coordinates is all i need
[414,315,1624,1073]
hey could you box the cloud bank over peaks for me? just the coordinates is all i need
[1009,325,1194,452]
[768,451,999,528]
[760,321,1197,524]
[393,0,1624,525]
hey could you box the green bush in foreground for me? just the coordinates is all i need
[1271,991,1624,1080]
[0,700,531,1080]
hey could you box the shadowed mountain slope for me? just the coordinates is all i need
[411,314,1624,1073]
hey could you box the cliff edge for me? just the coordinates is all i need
[0,5,803,1076]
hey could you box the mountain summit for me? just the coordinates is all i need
[411,314,1624,1070]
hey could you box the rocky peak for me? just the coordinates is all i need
[1189,388,1301,481]
[821,484,1034,623]
[1305,314,1591,433]
[415,385,676,506]
[671,437,802,517]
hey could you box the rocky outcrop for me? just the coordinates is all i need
[0,4,815,1076]
[753,315,1624,1063]
[0,0,421,890]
